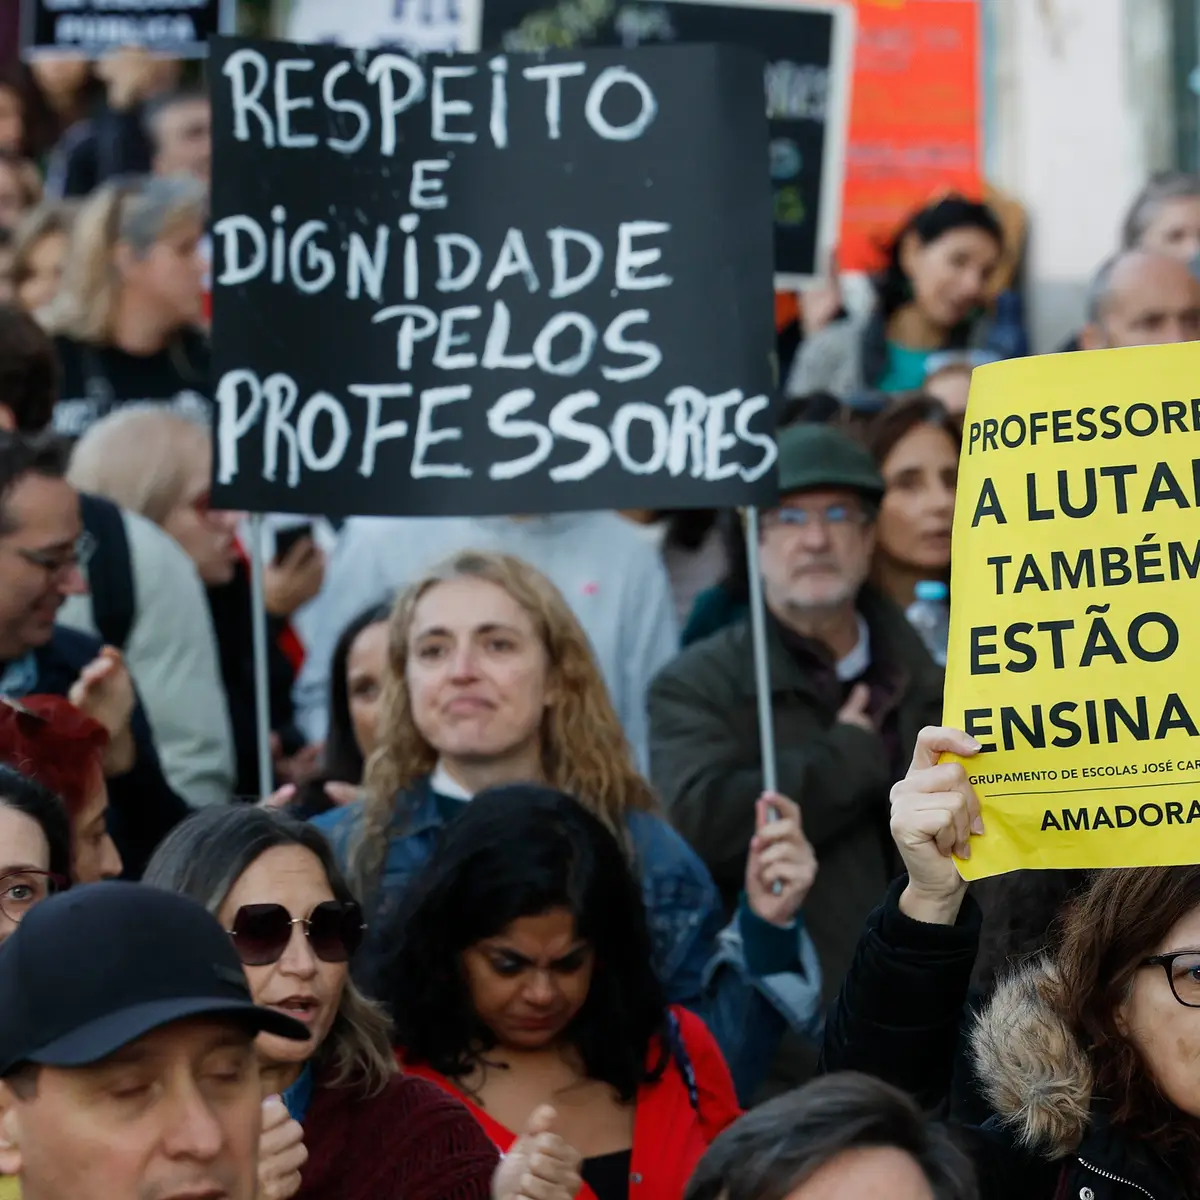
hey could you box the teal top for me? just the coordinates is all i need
[876,341,933,393]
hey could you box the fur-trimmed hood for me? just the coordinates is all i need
[970,957,1094,1158]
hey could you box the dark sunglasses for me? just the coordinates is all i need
[227,900,365,967]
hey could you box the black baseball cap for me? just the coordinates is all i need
[0,882,308,1076]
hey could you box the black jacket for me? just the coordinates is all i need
[820,879,1185,1199]
[34,626,191,879]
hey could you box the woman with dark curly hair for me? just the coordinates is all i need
[382,784,742,1200]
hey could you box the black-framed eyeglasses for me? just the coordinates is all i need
[0,869,66,924]
[226,900,366,967]
[15,531,97,576]
[1142,951,1200,1007]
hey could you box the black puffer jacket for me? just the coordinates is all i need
[820,880,1186,1200]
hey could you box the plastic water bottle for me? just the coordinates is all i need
[907,580,950,666]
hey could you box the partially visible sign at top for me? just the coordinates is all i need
[462,0,855,287]
[20,0,233,58]
[286,0,465,55]
[840,0,982,271]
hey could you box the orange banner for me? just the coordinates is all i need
[839,0,982,271]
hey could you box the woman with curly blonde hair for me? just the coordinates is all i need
[313,550,822,1100]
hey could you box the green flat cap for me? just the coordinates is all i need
[776,422,885,500]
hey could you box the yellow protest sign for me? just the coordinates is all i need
[945,342,1200,879]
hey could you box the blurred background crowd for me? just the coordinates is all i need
[0,2,1196,1198]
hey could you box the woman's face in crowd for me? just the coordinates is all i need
[346,620,389,762]
[18,230,68,313]
[461,907,594,1052]
[0,86,22,156]
[1140,196,1200,262]
[0,159,25,233]
[70,775,122,884]
[120,217,205,329]
[218,845,347,1076]
[0,802,51,945]
[1120,903,1200,1119]
[406,577,552,766]
[161,443,240,586]
[902,226,1000,331]
[876,423,958,575]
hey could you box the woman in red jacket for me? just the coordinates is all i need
[380,783,746,1200]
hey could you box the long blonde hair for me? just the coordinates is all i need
[351,550,657,897]
[44,174,206,344]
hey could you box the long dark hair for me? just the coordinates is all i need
[380,784,669,1101]
[325,603,390,783]
[1055,866,1200,1177]
[875,196,1003,321]
[292,603,390,818]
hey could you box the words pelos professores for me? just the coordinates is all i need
[212,47,775,495]
[958,395,1200,756]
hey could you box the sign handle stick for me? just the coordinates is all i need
[248,514,274,801]
[745,507,783,895]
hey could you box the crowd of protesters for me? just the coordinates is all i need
[0,37,1195,1200]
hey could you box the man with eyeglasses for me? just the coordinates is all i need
[648,420,944,1095]
[0,431,190,878]
[0,303,235,811]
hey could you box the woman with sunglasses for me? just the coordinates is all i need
[823,725,1200,1199]
[0,763,69,945]
[0,694,122,883]
[144,805,580,1200]
[384,784,742,1200]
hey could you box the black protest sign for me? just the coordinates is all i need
[470,0,852,284]
[208,37,777,519]
[20,0,231,58]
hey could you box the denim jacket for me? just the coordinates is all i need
[313,777,822,1100]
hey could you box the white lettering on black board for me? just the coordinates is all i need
[208,37,777,517]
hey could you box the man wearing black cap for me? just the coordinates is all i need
[648,421,943,1093]
[0,882,307,1200]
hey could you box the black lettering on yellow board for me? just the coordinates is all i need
[1042,798,1200,832]
[964,693,1198,752]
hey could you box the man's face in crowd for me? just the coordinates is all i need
[0,473,87,661]
[759,488,876,620]
[785,1145,936,1199]
[152,98,212,186]
[0,1018,262,1200]
[1081,252,1200,349]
